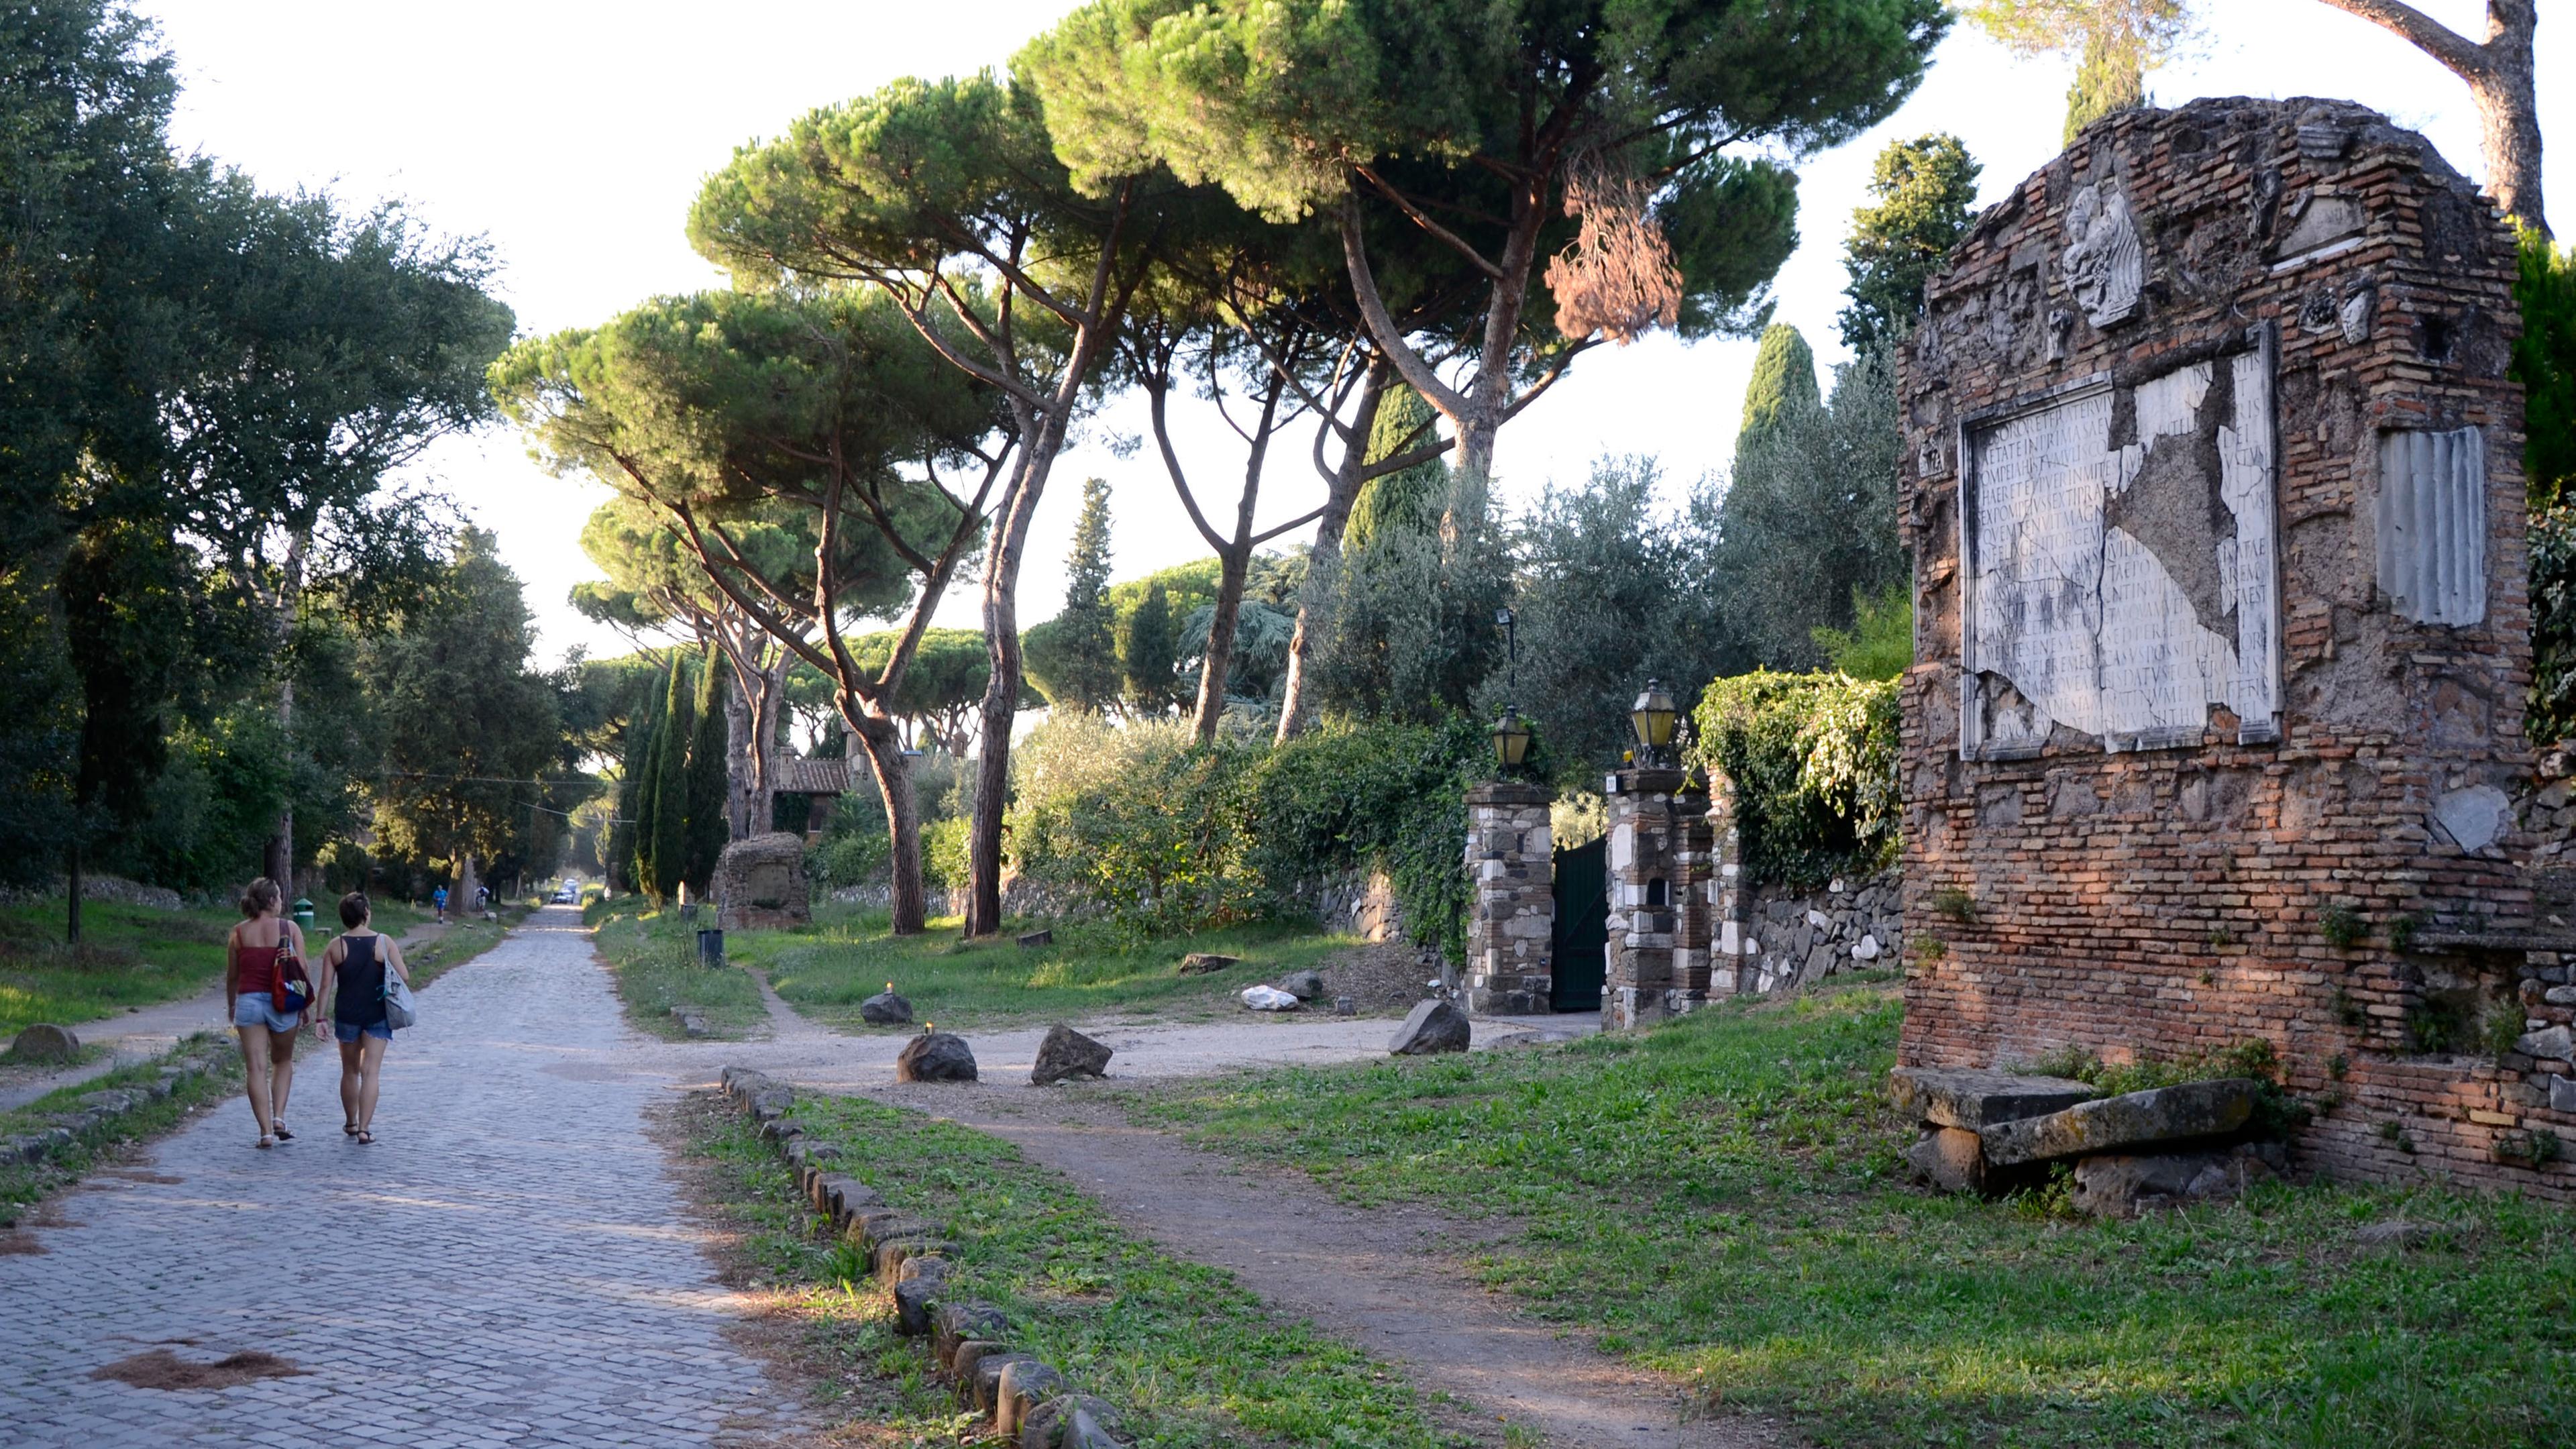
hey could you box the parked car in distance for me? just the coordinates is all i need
[553,883,580,904]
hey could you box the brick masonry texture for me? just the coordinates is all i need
[1896,98,2573,1199]
[0,908,798,1447]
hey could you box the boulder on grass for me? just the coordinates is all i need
[1276,969,1326,1001]
[1031,1024,1112,1084]
[1904,1126,1990,1194]
[1980,1077,2261,1167]
[896,1031,978,1083]
[861,989,914,1026]
[1177,952,1238,975]
[1389,1000,1470,1055]
[1241,985,1300,1012]
[8,1024,79,1065]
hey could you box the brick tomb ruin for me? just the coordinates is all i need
[1892,97,2573,1203]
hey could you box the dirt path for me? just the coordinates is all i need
[870,1081,1791,1449]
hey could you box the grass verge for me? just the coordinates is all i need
[0,901,239,1034]
[399,907,525,991]
[682,1088,1477,1448]
[588,904,769,1040]
[716,902,1356,1032]
[0,1033,243,1228]
[1132,980,2576,1449]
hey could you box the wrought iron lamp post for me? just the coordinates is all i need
[1491,607,1532,773]
[1629,678,1678,769]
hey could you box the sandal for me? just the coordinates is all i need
[270,1122,295,1142]
[255,1134,275,1150]
[343,1122,360,1136]
[354,1130,373,1145]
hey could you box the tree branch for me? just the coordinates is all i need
[2310,0,2491,79]
[1340,199,1470,419]
[1356,164,1507,281]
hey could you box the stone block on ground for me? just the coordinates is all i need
[1276,969,1326,1001]
[1031,1024,1112,1084]
[1388,1000,1470,1055]
[1332,996,1356,1016]
[712,831,812,931]
[8,1024,79,1064]
[2353,1220,2437,1250]
[749,1085,796,1121]
[894,1276,942,1336]
[973,1352,1044,1413]
[1980,1078,2262,1167]
[932,1301,1009,1363]
[1888,1067,2097,1130]
[2070,1145,2277,1217]
[1904,1126,1990,1194]
[896,1031,978,1083]
[1021,1395,1125,1449]
[998,1360,1067,1436]
[1018,929,1054,949]
[861,989,914,1026]
[1177,953,1238,975]
[950,1339,1005,1385]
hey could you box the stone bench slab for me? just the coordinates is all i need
[1979,1077,2262,1167]
[1888,1067,2096,1130]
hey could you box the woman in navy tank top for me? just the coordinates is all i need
[317,892,412,1144]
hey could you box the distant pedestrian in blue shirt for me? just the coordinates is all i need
[432,885,448,923]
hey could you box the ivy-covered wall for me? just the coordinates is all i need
[1690,670,1899,890]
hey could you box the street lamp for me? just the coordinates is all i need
[1491,607,1532,773]
[1491,705,1532,772]
[1629,678,1677,768]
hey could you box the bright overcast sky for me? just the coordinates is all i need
[138,1,2571,667]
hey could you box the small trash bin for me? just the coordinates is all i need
[292,897,315,933]
[697,928,724,967]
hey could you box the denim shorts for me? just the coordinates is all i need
[333,1020,391,1044]
[232,994,301,1034]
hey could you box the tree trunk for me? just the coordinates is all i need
[261,527,311,888]
[721,661,753,840]
[2316,0,2542,234]
[1193,548,1252,744]
[2471,31,2543,233]
[849,702,927,934]
[965,440,1060,937]
[1276,362,1391,743]
[749,653,786,837]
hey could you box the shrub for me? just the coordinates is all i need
[805,832,889,891]
[1690,670,1899,888]
[1007,713,1487,959]
[920,816,971,893]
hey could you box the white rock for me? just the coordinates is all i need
[1829,878,1846,894]
[1805,909,1831,928]
[1852,935,1882,961]
[1241,985,1302,1012]
[2433,784,2513,853]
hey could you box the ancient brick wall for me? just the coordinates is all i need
[1896,98,2571,1197]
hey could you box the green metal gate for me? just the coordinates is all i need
[1550,837,1607,1011]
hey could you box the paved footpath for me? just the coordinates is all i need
[0,906,796,1448]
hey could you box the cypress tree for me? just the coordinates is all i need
[1738,325,1820,453]
[648,659,692,903]
[625,662,667,898]
[1120,582,1177,716]
[1344,385,1446,552]
[1057,478,1121,712]
[682,647,731,896]
[2061,33,2144,144]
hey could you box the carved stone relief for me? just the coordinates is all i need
[2061,184,2143,328]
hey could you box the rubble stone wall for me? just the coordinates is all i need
[1734,873,1904,995]
[1896,97,2569,1198]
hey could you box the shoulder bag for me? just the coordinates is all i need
[380,959,419,1030]
[270,943,313,1016]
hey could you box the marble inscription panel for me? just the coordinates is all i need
[1962,348,2279,753]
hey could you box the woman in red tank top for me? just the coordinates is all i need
[226,877,314,1149]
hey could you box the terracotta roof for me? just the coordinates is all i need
[775,756,852,795]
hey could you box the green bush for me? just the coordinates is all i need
[921,816,971,892]
[1008,714,1486,960]
[1690,669,1899,889]
[805,831,889,890]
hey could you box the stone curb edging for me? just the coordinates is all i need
[1,1033,234,1167]
[717,1066,1132,1449]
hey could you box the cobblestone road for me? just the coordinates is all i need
[0,906,794,1448]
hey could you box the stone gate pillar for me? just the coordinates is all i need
[1672,775,1715,1011]
[1464,782,1554,1015]
[1604,765,1686,1029]
[1705,771,1747,1000]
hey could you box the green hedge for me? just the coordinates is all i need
[1690,670,1899,890]
[1008,714,1486,961]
